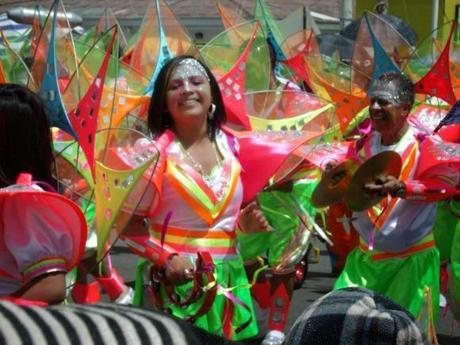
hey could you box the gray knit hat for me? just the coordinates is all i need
[286,287,428,345]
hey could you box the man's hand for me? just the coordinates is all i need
[364,175,405,197]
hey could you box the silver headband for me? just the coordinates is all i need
[368,79,412,105]
[171,58,210,82]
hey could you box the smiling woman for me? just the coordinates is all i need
[120,56,271,341]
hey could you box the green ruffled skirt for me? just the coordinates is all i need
[334,243,440,320]
[134,255,258,341]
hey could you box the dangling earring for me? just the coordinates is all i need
[208,103,216,120]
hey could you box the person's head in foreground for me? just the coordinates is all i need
[147,55,226,141]
[0,83,54,188]
[368,72,414,145]
[286,287,428,345]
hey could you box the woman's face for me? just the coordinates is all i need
[166,59,212,127]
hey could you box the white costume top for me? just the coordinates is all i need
[352,126,458,253]
[146,130,243,260]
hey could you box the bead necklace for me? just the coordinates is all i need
[180,140,222,177]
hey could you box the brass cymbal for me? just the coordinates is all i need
[344,151,402,211]
[311,159,360,208]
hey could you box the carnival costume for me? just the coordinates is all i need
[0,173,87,300]
[334,125,459,321]
[123,130,258,340]
[325,202,360,274]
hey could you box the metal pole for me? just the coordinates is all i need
[342,0,354,29]
[432,0,439,38]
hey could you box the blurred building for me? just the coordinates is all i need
[0,0,343,43]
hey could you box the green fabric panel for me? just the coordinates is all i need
[334,245,440,321]
[238,179,317,266]
[433,201,456,261]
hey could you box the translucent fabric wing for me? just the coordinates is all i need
[77,8,128,54]
[129,0,198,95]
[95,128,159,259]
[201,20,270,93]
[0,40,35,87]
[201,21,270,128]
[216,0,246,30]
[305,34,370,134]
[64,28,119,178]
[34,0,79,136]
[351,12,413,92]
[244,89,338,137]
[68,32,150,131]
[254,0,286,61]
[280,29,314,88]
[406,21,458,106]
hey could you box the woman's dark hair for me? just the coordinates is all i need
[147,55,226,140]
[0,83,54,187]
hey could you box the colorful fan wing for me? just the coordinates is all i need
[348,16,373,90]
[98,89,150,130]
[53,128,94,191]
[415,136,460,179]
[225,127,324,203]
[0,40,34,87]
[342,105,370,137]
[65,28,118,178]
[94,128,159,259]
[0,60,5,83]
[408,103,448,134]
[201,21,266,128]
[203,19,271,94]
[280,29,314,88]
[129,0,197,95]
[77,8,127,55]
[434,100,460,142]
[408,22,457,106]
[73,37,148,97]
[365,14,401,81]
[216,0,246,30]
[128,3,158,77]
[293,141,354,169]
[322,82,368,134]
[308,31,371,134]
[254,0,286,61]
[35,0,79,137]
[245,89,336,132]
[267,190,315,270]
[450,27,460,100]
[69,31,150,131]
[351,12,413,91]
[160,0,198,56]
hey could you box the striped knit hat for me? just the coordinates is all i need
[286,287,428,345]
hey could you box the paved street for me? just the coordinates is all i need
[111,243,459,344]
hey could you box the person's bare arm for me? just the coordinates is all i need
[13,272,66,304]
